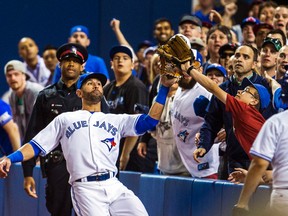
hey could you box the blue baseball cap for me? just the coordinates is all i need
[241,17,260,29]
[77,72,107,89]
[242,78,270,110]
[70,25,89,37]
[109,45,133,60]
[205,63,227,77]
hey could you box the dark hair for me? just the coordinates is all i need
[206,24,232,43]
[258,1,278,16]
[43,45,57,52]
[153,18,173,30]
[267,29,287,46]
[241,43,259,61]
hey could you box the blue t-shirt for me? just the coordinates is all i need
[0,99,13,156]
[52,53,109,84]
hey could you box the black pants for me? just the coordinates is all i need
[45,159,73,216]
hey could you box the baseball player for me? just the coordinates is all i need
[0,71,177,215]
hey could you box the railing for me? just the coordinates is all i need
[0,164,271,216]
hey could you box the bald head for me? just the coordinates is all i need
[18,37,39,61]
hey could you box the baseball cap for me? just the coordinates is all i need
[242,78,270,110]
[4,60,30,80]
[241,17,260,29]
[56,43,88,63]
[205,63,227,77]
[70,25,89,37]
[253,22,273,35]
[143,46,156,58]
[109,45,133,60]
[179,14,202,27]
[138,40,154,50]
[261,37,282,51]
[219,43,238,58]
[77,72,107,89]
[190,37,205,48]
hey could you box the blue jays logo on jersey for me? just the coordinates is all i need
[177,130,189,143]
[101,138,117,152]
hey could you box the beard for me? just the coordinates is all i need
[178,77,196,89]
[82,90,103,105]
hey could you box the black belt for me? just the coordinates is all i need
[75,172,115,182]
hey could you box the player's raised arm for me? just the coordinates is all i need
[148,75,178,120]
[0,142,41,178]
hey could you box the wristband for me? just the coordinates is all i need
[7,151,24,163]
[155,85,169,105]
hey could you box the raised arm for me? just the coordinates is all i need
[110,18,131,47]
[182,62,228,104]
[135,75,178,134]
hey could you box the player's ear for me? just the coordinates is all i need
[76,89,82,98]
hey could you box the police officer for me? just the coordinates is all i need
[22,43,108,216]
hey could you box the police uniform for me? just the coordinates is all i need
[22,43,108,216]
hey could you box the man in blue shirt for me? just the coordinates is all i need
[52,25,109,83]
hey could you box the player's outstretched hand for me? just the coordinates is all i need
[24,176,38,198]
[193,148,206,163]
[228,168,248,184]
[0,157,12,178]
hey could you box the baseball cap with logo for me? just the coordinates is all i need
[205,63,227,77]
[4,60,30,80]
[70,25,89,37]
[241,17,260,29]
[109,45,133,60]
[242,77,270,110]
[77,72,107,89]
[261,37,282,51]
[56,43,88,63]
[179,14,202,27]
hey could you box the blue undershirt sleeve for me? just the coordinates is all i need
[135,114,159,134]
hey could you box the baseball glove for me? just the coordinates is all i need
[156,34,199,78]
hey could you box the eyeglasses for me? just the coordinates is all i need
[241,87,257,98]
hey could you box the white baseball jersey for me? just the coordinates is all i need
[171,83,219,178]
[31,110,142,183]
[250,110,288,189]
